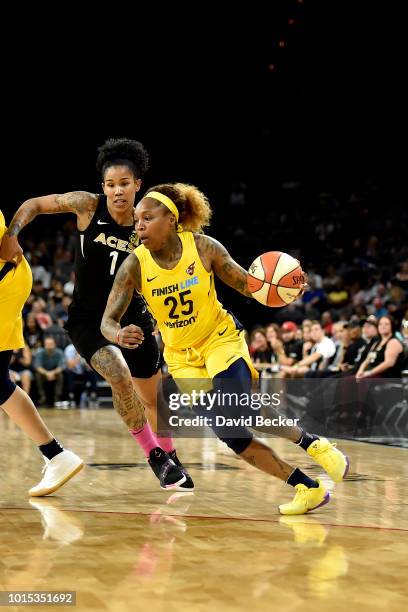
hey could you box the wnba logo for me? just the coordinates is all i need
[186,261,195,275]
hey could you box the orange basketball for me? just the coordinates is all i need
[247,251,304,307]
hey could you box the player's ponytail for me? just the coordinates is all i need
[145,183,212,233]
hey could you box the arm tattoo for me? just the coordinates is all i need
[7,202,39,237]
[6,191,97,236]
[101,254,141,342]
[54,191,97,216]
[196,234,253,298]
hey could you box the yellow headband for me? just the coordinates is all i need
[146,191,179,222]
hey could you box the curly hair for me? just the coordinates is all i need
[96,138,150,179]
[144,183,212,233]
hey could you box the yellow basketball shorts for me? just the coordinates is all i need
[163,313,258,394]
[0,257,32,351]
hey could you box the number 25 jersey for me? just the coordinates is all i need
[134,231,228,350]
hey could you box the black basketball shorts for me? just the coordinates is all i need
[65,314,162,379]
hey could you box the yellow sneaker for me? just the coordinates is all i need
[279,479,330,515]
[307,438,349,483]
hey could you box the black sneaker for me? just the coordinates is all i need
[148,447,187,490]
[169,450,195,491]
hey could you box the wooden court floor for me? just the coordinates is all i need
[1,408,408,611]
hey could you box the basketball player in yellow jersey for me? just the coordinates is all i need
[0,209,83,496]
[101,184,350,515]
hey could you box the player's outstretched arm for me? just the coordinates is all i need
[0,192,98,261]
[101,253,144,348]
[195,234,253,298]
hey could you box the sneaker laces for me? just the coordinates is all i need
[294,485,308,503]
[312,442,338,467]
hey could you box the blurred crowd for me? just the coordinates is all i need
[248,315,408,386]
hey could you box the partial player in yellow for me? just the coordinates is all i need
[101,184,349,515]
[0,209,83,496]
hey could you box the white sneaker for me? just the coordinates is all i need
[29,450,84,497]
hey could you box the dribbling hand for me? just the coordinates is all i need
[116,325,144,349]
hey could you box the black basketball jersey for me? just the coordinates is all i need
[71,195,151,326]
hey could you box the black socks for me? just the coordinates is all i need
[287,468,319,489]
[39,438,64,460]
[295,430,320,451]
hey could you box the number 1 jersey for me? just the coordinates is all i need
[134,231,228,350]
[72,195,151,327]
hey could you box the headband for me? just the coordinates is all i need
[146,191,179,222]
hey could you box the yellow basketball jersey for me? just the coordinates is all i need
[134,231,229,350]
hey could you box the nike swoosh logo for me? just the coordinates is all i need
[97,220,109,225]
[147,276,158,282]
[218,327,228,336]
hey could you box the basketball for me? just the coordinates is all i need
[247,251,304,307]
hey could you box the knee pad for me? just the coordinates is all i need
[220,435,253,455]
[0,351,17,405]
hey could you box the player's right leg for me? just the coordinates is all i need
[210,358,330,515]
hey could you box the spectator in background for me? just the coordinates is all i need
[24,312,44,350]
[350,316,379,374]
[372,297,388,319]
[51,295,72,326]
[30,253,51,289]
[34,337,65,406]
[48,279,65,307]
[344,321,367,370]
[356,315,404,379]
[321,311,333,337]
[41,318,70,350]
[281,321,336,378]
[301,322,314,358]
[249,328,274,366]
[277,321,303,366]
[9,343,33,395]
[64,343,98,406]
[31,299,52,330]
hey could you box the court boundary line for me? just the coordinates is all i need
[2,506,408,533]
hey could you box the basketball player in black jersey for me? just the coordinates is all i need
[1,138,192,491]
